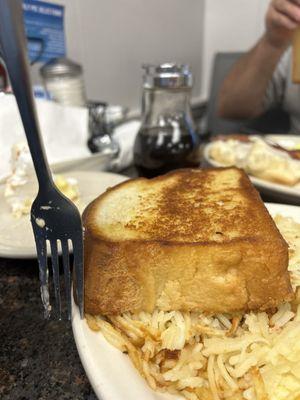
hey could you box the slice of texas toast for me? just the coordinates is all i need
[83,167,293,315]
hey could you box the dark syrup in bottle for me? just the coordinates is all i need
[134,125,200,178]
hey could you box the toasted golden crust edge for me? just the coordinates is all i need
[84,235,293,316]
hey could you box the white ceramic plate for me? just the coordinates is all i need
[203,135,300,204]
[72,202,300,400]
[51,152,115,174]
[0,171,127,258]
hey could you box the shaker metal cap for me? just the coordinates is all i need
[40,57,82,79]
[142,63,193,89]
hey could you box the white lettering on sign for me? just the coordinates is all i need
[23,4,63,18]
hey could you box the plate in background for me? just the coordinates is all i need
[51,152,115,174]
[0,170,127,258]
[72,202,300,400]
[203,134,300,205]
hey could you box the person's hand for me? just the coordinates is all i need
[266,0,300,49]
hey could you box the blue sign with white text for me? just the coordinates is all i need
[23,0,65,63]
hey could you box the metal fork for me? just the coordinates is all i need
[0,0,84,320]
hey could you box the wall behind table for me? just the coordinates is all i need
[202,0,270,96]
[34,0,205,111]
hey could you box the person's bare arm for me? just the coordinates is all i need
[218,0,300,120]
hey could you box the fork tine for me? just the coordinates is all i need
[72,235,84,319]
[50,239,62,320]
[61,239,72,320]
[35,235,51,319]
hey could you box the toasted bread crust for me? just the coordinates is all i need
[83,168,293,315]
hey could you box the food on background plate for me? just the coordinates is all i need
[82,167,300,399]
[208,135,300,187]
[4,142,79,218]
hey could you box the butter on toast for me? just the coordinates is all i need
[83,168,293,315]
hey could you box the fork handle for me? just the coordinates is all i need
[0,0,53,189]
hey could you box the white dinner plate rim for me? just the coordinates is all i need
[0,152,114,184]
[0,170,128,259]
[72,202,300,400]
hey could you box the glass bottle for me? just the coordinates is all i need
[134,63,201,178]
[40,57,86,107]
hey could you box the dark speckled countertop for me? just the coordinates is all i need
[0,258,97,400]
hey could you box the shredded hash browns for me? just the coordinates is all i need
[86,215,300,400]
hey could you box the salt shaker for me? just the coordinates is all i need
[40,57,86,107]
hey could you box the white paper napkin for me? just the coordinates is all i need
[0,93,89,179]
[111,120,140,171]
